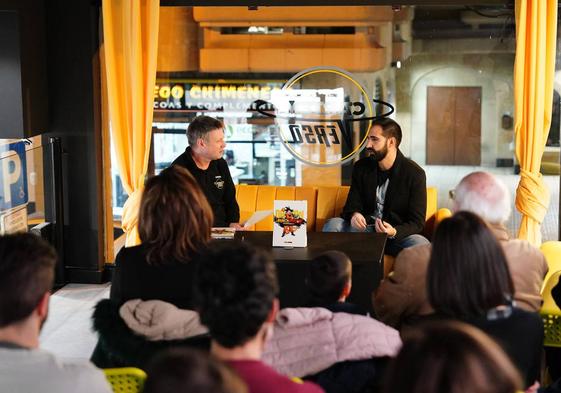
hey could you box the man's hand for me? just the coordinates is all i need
[350,212,368,231]
[229,222,245,231]
[374,218,397,238]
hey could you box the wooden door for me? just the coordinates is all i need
[427,87,455,164]
[426,86,481,165]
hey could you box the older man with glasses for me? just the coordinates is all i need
[373,171,548,330]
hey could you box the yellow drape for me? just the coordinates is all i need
[102,0,159,246]
[514,0,557,246]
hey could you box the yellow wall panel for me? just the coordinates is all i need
[200,48,249,72]
[249,49,287,72]
[158,7,198,71]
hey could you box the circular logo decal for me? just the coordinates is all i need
[256,66,394,166]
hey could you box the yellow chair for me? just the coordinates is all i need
[541,270,561,348]
[103,367,147,393]
[541,241,561,287]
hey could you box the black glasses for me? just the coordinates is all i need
[448,189,456,200]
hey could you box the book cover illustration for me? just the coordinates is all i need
[272,200,307,248]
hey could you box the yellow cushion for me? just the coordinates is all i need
[426,187,437,221]
[236,184,258,229]
[315,186,350,231]
[255,186,277,231]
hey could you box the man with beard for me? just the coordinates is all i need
[323,118,428,256]
[0,233,111,393]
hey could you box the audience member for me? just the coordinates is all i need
[143,348,247,393]
[374,171,548,328]
[426,211,543,388]
[0,233,111,393]
[262,305,400,393]
[306,251,366,315]
[195,241,324,393]
[92,166,213,367]
[110,165,213,309]
[382,321,522,393]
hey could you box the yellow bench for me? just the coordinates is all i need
[236,185,445,237]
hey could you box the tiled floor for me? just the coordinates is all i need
[40,283,110,362]
[40,165,560,362]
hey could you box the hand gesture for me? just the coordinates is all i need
[374,218,397,238]
[350,212,368,231]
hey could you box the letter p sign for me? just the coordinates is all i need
[0,142,28,210]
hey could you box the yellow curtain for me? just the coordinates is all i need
[514,0,557,246]
[102,0,160,246]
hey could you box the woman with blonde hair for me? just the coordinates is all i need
[109,165,213,309]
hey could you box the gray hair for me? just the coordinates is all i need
[453,172,511,225]
[187,116,223,146]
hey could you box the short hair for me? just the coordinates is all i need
[427,211,514,319]
[187,116,224,146]
[0,233,57,327]
[306,251,352,306]
[139,166,213,265]
[195,241,278,348]
[454,171,511,224]
[372,118,402,147]
[382,321,522,393]
[144,348,248,393]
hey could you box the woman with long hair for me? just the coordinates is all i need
[91,166,214,368]
[109,165,213,309]
[426,211,543,388]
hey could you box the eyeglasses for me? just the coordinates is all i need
[448,189,456,200]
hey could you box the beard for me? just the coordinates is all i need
[367,143,389,162]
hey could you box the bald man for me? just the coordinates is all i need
[373,171,548,329]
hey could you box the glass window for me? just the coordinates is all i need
[106,4,560,241]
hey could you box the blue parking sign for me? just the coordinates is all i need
[0,142,28,211]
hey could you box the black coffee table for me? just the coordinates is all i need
[234,231,387,314]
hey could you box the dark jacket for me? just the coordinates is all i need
[342,150,426,241]
[171,146,240,227]
[306,358,388,393]
[90,299,210,368]
[468,308,543,388]
[110,244,202,310]
[412,308,543,388]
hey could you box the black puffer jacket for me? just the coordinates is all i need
[90,299,210,368]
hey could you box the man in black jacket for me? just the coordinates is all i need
[323,118,428,256]
[172,115,241,228]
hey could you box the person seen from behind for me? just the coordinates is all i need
[0,233,111,393]
[382,321,522,393]
[306,250,367,315]
[143,347,248,393]
[426,211,543,388]
[194,241,324,393]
